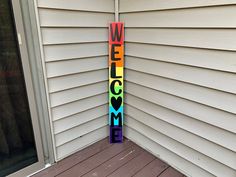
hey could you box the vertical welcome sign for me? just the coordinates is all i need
[109,22,124,143]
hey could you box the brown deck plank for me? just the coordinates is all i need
[57,139,133,177]
[33,138,185,177]
[107,151,156,177]
[33,138,112,177]
[82,145,144,177]
[133,158,169,177]
[159,167,186,177]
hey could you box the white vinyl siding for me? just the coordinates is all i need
[34,0,113,160]
[120,1,236,177]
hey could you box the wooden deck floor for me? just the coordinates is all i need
[33,138,185,177]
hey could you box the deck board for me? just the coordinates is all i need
[159,167,185,177]
[82,145,143,177]
[133,158,169,177]
[57,139,133,177]
[107,151,156,177]
[33,138,112,177]
[32,138,186,177]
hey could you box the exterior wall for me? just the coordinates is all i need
[120,1,236,177]
[34,0,114,161]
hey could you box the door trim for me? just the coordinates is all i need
[7,0,45,176]
[19,0,55,164]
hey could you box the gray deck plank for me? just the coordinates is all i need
[133,158,169,177]
[107,151,156,177]
[82,145,143,177]
[57,139,133,177]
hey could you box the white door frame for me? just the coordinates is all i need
[6,0,45,176]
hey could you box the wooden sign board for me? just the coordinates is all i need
[109,22,124,143]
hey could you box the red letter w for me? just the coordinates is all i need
[109,23,124,44]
